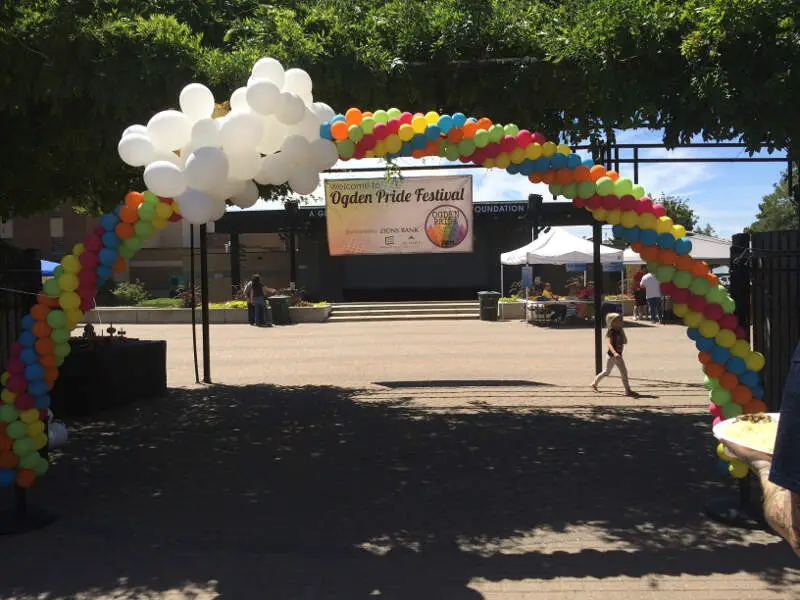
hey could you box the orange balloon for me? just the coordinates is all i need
[732,385,753,405]
[44,366,59,380]
[692,260,709,277]
[32,321,52,339]
[743,399,768,414]
[0,451,19,469]
[658,249,677,266]
[40,354,57,367]
[35,338,55,356]
[541,170,556,185]
[703,362,725,379]
[115,222,134,239]
[640,245,660,262]
[706,273,719,286]
[556,168,573,185]
[411,149,425,159]
[330,121,349,141]
[447,128,463,143]
[344,107,362,126]
[675,255,694,272]
[529,173,543,184]
[125,191,144,208]
[605,170,620,181]
[0,435,11,452]
[631,241,644,253]
[15,469,36,488]
[119,205,138,224]
[720,372,738,390]
[476,117,493,130]
[698,351,712,365]
[425,140,439,156]
[112,256,127,274]
[37,292,59,308]
[31,304,50,321]
[589,165,607,182]
[573,165,590,182]
[0,423,5,435]
[461,121,478,138]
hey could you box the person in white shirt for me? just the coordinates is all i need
[639,271,663,323]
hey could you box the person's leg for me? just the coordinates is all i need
[615,356,633,393]
[247,302,255,325]
[255,300,265,326]
[656,297,664,323]
[592,356,615,389]
[647,298,658,322]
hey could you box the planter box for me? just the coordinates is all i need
[289,305,332,323]
[86,307,248,325]
[498,301,526,320]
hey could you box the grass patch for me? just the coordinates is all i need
[137,298,182,308]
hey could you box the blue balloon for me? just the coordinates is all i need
[28,380,49,396]
[33,394,50,409]
[466,117,477,123]
[624,226,641,243]
[24,364,45,381]
[19,331,36,348]
[532,157,550,172]
[674,238,692,255]
[113,205,122,217]
[102,232,120,249]
[98,248,118,266]
[697,337,715,352]
[711,346,731,364]
[657,233,675,249]
[400,142,412,156]
[331,114,345,123]
[319,123,332,140]
[410,134,426,150]
[566,154,582,169]
[717,459,731,476]
[739,370,759,388]
[687,327,701,341]
[452,112,467,127]
[424,125,440,141]
[611,224,625,238]
[582,158,595,168]
[506,163,520,175]
[100,213,120,231]
[21,315,34,330]
[726,356,747,375]
[519,160,535,176]
[0,468,15,487]
[752,384,764,399]
[96,265,113,281]
[639,229,658,246]
[21,347,38,365]
[437,115,454,134]
[549,153,567,169]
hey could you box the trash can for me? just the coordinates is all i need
[268,295,291,325]
[478,291,501,322]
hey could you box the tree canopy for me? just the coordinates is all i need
[655,194,717,236]
[2,0,799,216]
[745,166,800,232]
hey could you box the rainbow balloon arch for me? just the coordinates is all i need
[0,73,769,492]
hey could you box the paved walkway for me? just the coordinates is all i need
[5,321,799,599]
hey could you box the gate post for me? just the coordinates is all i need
[730,233,751,339]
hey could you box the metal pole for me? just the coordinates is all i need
[190,225,200,384]
[593,222,603,374]
[633,147,639,184]
[199,224,211,384]
[230,233,241,297]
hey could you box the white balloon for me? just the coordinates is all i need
[232,180,260,208]
[176,188,217,225]
[311,102,335,123]
[310,139,339,171]
[184,147,229,191]
[256,153,290,185]
[275,93,305,126]
[191,118,221,147]
[179,83,215,121]
[208,197,228,222]
[283,68,313,97]
[122,124,148,138]
[289,169,320,196]
[144,161,187,198]
[147,110,192,152]
[252,57,285,88]
[281,134,311,164]
[118,133,154,167]
[149,150,183,168]
[257,116,287,155]
[210,178,247,201]
[295,109,321,142]
[227,151,261,181]
[220,112,264,154]
[229,87,250,113]
[246,79,281,116]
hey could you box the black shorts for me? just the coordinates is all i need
[634,289,647,306]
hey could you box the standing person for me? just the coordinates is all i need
[247,274,270,327]
[242,277,255,326]
[722,338,800,557]
[591,313,637,396]
[632,266,648,321]
[640,268,663,324]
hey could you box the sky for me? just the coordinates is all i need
[228,128,789,241]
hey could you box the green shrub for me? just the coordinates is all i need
[112,280,148,306]
[138,297,182,308]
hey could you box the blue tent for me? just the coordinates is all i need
[40,259,59,277]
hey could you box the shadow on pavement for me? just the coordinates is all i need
[6,383,797,599]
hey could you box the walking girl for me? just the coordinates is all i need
[591,313,637,396]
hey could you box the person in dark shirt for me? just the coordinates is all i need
[590,313,637,396]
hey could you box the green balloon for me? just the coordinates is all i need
[13,438,36,457]
[710,387,731,406]
[548,183,563,197]
[458,138,475,156]
[43,278,61,297]
[722,401,743,419]
[0,405,19,423]
[53,343,71,358]
[137,203,156,222]
[504,124,519,137]
[473,130,490,148]
[445,145,460,162]
[577,180,596,199]
[50,327,69,344]
[46,309,67,329]
[373,110,389,124]
[347,124,363,143]
[673,270,693,289]
[646,261,660,274]
[656,265,676,282]
[337,139,355,159]
[488,125,505,143]
[6,420,27,439]
[689,276,711,296]
[721,295,736,314]
[631,184,645,198]
[53,266,64,279]
[134,221,153,239]
[118,244,136,259]
[123,237,142,252]
[704,376,719,391]
[613,177,633,197]
[20,453,39,470]
[595,177,614,196]
[562,182,577,199]
[142,191,159,204]
[386,108,401,119]
[55,356,65,367]
[705,284,726,304]
[361,116,375,134]
[33,456,49,476]
[437,141,449,158]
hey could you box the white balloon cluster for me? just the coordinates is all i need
[117,57,339,225]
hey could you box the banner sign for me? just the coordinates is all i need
[565,263,586,272]
[603,262,623,272]
[325,175,473,255]
[521,266,534,288]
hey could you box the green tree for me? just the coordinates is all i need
[656,195,698,231]
[746,167,800,232]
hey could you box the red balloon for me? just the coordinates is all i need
[660,282,676,295]
[703,304,724,321]
[39,409,49,421]
[372,123,388,140]
[573,197,587,208]
[399,112,413,125]
[619,195,637,211]
[14,393,34,411]
[79,251,99,269]
[602,195,620,210]
[471,148,487,164]
[687,295,706,313]
[78,270,97,286]
[734,327,746,339]
[516,130,532,147]
[79,297,94,312]
[6,374,28,393]
[9,342,22,358]
[93,225,105,237]
[531,132,546,145]
[484,142,500,159]
[652,203,666,217]
[6,358,23,374]
[712,416,722,427]
[635,197,653,215]
[500,136,516,153]
[708,402,722,418]
[671,288,690,303]
[458,156,470,163]
[168,213,182,222]
[386,119,400,135]
[158,197,173,204]
[719,314,738,330]
[361,133,376,150]
[586,195,603,210]
[84,235,103,253]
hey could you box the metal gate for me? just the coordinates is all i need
[0,244,40,372]
[730,231,800,411]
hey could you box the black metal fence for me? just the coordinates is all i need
[0,244,41,373]
[730,231,800,411]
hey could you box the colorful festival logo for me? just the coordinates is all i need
[425,205,469,249]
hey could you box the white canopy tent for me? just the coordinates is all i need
[622,233,732,265]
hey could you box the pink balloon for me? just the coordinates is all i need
[386,119,400,134]
[602,195,620,210]
[471,148,486,164]
[372,123,388,140]
[6,358,24,374]
[413,112,424,118]
[573,197,587,208]
[712,416,722,427]
[500,136,516,153]
[6,374,28,393]
[719,314,738,330]
[361,134,375,150]
[84,235,103,253]
[14,393,34,411]
[78,270,97,286]
[660,282,676,295]
[709,402,722,418]
[93,225,105,237]
[635,197,653,215]
[586,195,603,211]
[79,297,94,312]
[688,295,706,313]
[703,304,724,321]
[79,251,99,269]
[671,288,690,304]
[484,142,500,159]
[516,130,532,147]
[39,409,49,421]
[399,112,413,125]
[619,195,637,211]
[531,132,546,145]
[652,204,666,218]
[9,342,22,358]
[734,327,746,339]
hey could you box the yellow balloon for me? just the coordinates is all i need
[21,408,40,424]
[593,208,608,222]
[151,217,168,230]
[655,216,674,235]
[61,254,80,274]
[556,143,571,155]
[0,371,8,386]
[716,443,732,461]
[33,433,48,450]
[638,212,657,230]
[671,224,686,239]
[482,159,495,169]
[58,273,79,292]
[494,153,511,169]
[746,351,766,372]
[672,303,689,318]
[411,116,427,134]
[715,329,737,348]
[27,420,45,438]
[510,147,526,164]
[59,291,80,311]
[542,141,557,157]
[606,209,622,225]
[424,111,439,125]
[66,308,83,327]
[385,134,402,154]
[155,202,173,219]
[398,124,414,142]
[620,210,638,228]
[525,143,542,160]
[684,310,704,328]
[729,460,748,478]
[699,319,721,339]
[72,243,85,256]
[1,389,17,404]
[730,339,751,358]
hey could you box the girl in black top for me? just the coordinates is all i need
[591,313,637,396]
